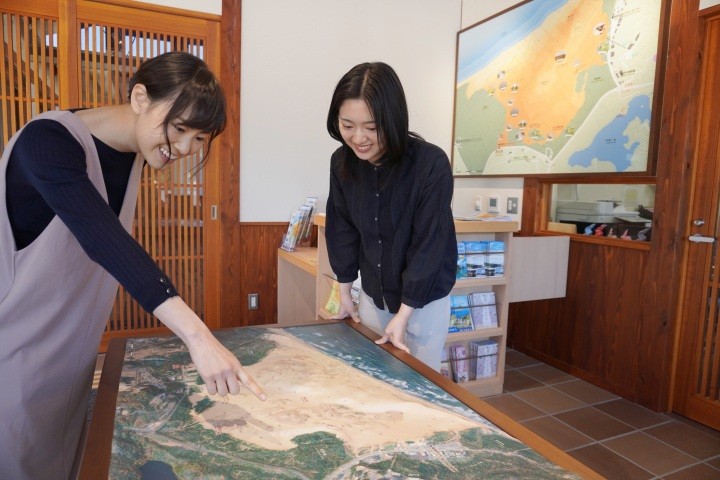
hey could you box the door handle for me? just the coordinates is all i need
[688,233,716,243]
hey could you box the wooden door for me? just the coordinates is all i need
[1,1,223,347]
[673,14,720,431]
[0,2,60,143]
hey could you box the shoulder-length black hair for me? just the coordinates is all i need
[327,62,420,173]
[128,51,226,159]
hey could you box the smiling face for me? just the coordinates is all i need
[338,99,385,164]
[136,101,209,170]
[131,84,209,169]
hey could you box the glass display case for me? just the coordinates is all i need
[545,183,655,242]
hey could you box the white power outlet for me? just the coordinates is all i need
[474,195,483,212]
[248,293,259,310]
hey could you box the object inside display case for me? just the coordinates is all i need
[547,183,655,242]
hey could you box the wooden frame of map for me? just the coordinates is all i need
[79,320,602,479]
[451,0,664,176]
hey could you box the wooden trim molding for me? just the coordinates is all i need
[83,0,221,21]
[634,0,701,411]
[216,0,243,327]
[700,3,720,16]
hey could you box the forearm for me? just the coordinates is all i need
[339,282,354,300]
[333,282,359,321]
[152,296,209,344]
[395,303,415,322]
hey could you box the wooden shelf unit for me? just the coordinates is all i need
[276,215,331,325]
[446,220,518,397]
[277,246,319,326]
[277,247,318,276]
[279,216,521,397]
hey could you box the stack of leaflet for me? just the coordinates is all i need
[469,340,498,380]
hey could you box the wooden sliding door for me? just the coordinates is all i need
[0,2,60,144]
[1,1,223,346]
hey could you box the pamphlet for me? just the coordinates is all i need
[280,210,304,252]
[449,295,474,332]
[324,280,341,315]
[449,344,469,383]
[440,347,452,380]
[468,340,498,380]
[469,292,498,328]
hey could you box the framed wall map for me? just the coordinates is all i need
[452,0,663,176]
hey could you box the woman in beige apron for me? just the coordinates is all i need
[0,52,265,480]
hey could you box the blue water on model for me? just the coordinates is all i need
[139,460,179,479]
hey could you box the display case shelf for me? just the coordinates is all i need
[453,277,507,288]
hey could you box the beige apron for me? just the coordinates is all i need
[0,111,143,480]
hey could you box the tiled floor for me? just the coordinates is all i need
[485,349,720,480]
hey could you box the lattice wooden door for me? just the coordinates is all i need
[0,7,59,144]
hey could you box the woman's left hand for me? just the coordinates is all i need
[375,304,414,354]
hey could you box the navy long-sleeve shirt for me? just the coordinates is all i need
[326,136,457,314]
[5,117,178,312]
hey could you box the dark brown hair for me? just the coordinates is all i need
[129,51,226,160]
[327,62,421,178]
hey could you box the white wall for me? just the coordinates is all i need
[701,0,720,9]
[239,0,461,221]
[239,0,535,221]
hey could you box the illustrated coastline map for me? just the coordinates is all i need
[108,323,581,479]
[453,0,661,175]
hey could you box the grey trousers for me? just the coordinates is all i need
[358,290,451,371]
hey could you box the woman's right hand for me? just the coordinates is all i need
[330,282,359,322]
[185,328,267,400]
[153,297,267,400]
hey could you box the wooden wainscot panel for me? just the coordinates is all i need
[508,240,648,400]
[231,223,289,328]
[233,223,318,328]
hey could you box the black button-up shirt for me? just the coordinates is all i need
[326,137,457,314]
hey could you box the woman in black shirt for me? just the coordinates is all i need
[325,62,457,370]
